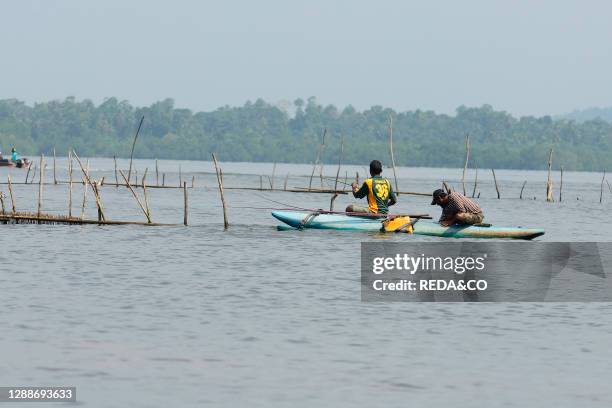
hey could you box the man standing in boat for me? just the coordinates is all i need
[431,189,484,226]
[346,160,397,214]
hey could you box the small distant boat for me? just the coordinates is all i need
[272,210,545,240]
[0,158,31,168]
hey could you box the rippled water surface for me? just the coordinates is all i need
[1,159,611,407]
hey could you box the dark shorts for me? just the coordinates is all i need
[456,212,484,225]
[350,205,372,213]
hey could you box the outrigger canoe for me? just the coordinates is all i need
[0,158,30,168]
[272,211,545,240]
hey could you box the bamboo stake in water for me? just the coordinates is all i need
[143,172,151,221]
[141,168,148,186]
[559,166,564,202]
[520,180,527,200]
[118,170,152,223]
[270,162,276,189]
[334,135,344,192]
[309,128,327,190]
[601,170,606,204]
[7,174,16,213]
[546,148,553,202]
[29,164,36,184]
[191,175,195,188]
[92,183,103,222]
[462,134,470,195]
[491,169,500,199]
[319,163,324,188]
[471,166,478,198]
[25,164,31,183]
[155,159,159,186]
[284,173,289,190]
[81,161,89,219]
[113,155,119,188]
[162,173,165,187]
[388,115,399,196]
[73,152,105,221]
[178,165,182,187]
[53,148,57,184]
[0,193,5,214]
[68,150,73,217]
[183,181,188,226]
[127,115,144,184]
[37,155,44,218]
[211,153,229,230]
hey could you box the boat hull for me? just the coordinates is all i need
[271,211,545,240]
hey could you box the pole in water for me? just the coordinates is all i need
[270,162,276,189]
[309,128,326,190]
[114,155,119,188]
[143,173,151,221]
[53,148,57,184]
[462,134,470,195]
[7,174,16,214]
[212,153,229,230]
[183,181,188,226]
[155,159,159,186]
[334,135,344,192]
[388,115,399,196]
[546,148,553,202]
[37,154,44,218]
[601,169,606,204]
[491,169,500,199]
[127,115,144,184]
[81,161,89,219]
[118,169,152,223]
[559,166,563,202]
[68,150,73,217]
[471,165,478,198]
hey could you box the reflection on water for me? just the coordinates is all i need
[0,159,611,407]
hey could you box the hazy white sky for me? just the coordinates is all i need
[1,0,611,116]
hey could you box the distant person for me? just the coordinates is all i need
[431,189,484,226]
[346,160,397,214]
[11,147,17,161]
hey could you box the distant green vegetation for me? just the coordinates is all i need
[557,107,612,123]
[1,97,611,171]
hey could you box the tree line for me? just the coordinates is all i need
[0,96,611,171]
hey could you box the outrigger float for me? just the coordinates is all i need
[272,210,545,240]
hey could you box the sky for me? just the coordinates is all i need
[1,0,611,116]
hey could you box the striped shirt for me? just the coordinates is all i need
[439,192,482,222]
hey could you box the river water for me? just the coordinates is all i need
[1,158,611,407]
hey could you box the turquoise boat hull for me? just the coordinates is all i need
[271,211,545,240]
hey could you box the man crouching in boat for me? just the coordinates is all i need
[431,189,484,226]
[346,160,397,214]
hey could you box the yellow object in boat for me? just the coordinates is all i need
[381,216,413,233]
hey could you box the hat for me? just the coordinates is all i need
[431,189,447,205]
